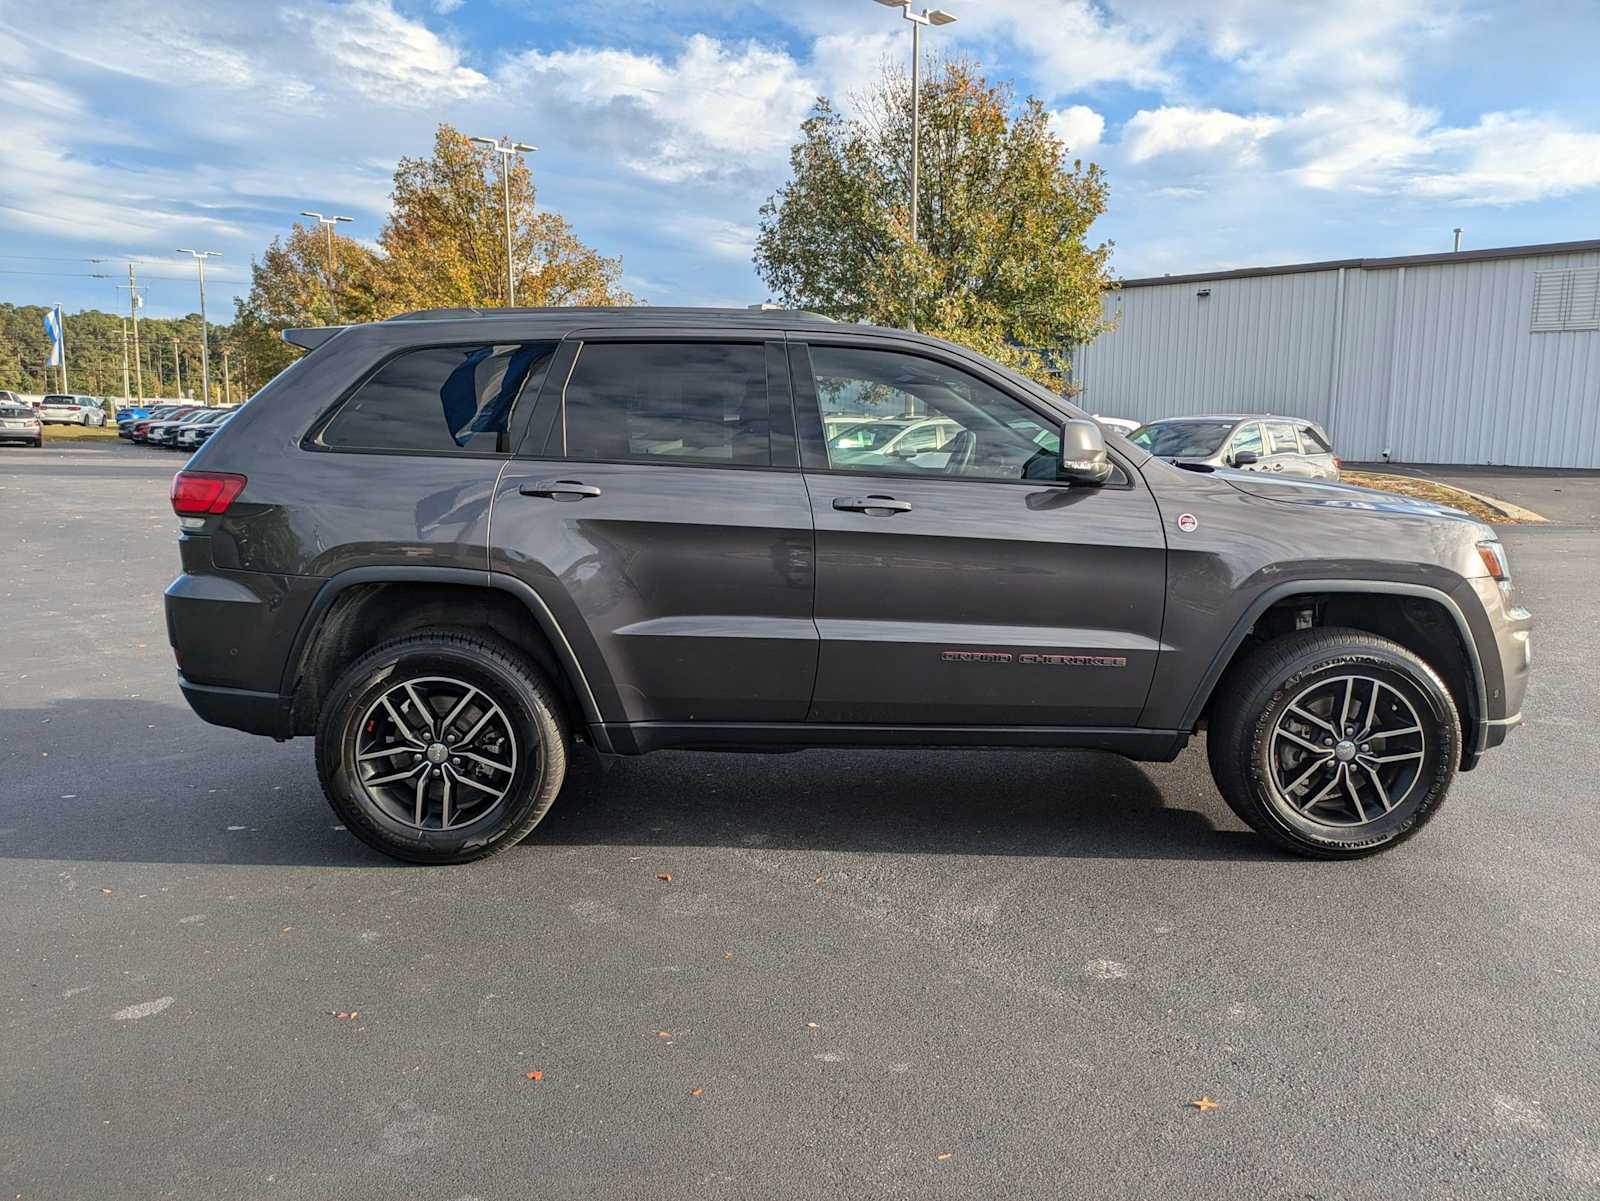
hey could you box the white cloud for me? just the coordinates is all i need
[662,216,758,263]
[1416,114,1600,204]
[1122,106,1283,165]
[287,0,487,105]
[1291,103,1600,204]
[1048,105,1105,153]
[501,35,816,182]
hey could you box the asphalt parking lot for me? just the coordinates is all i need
[3,443,1598,1200]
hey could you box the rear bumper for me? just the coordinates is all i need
[176,675,291,739]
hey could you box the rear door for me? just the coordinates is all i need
[1297,423,1340,479]
[492,334,817,725]
[792,337,1166,727]
[1262,420,1307,475]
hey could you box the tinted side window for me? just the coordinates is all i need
[1301,425,1333,453]
[1265,422,1301,454]
[1229,423,1265,457]
[808,345,1062,483]
[561,342,770,466]
[322,342,557,454]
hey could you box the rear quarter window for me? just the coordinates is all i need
[318,342,558,455]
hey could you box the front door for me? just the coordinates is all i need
[491,337,817,724]
[792,340,1167,727]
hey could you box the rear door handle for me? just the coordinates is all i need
[519,479,603,500]
[833,494,913,515]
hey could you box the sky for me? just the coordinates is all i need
[1,0,1598,320]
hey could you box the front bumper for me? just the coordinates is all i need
[1467,574,1532,759]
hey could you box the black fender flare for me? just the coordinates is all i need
[1180,578,1490,749]
[278,565,612,748]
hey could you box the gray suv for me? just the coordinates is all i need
[1131,414,1341,480]
[164,308,1530,864]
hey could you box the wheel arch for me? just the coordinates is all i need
[280,567,612,751]
[1186,581,1487,766]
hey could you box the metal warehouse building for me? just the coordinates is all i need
[1075,238,1600,468]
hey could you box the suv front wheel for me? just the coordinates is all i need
[1207,629,1461,858]
[316,630,569,864]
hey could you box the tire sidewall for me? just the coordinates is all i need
[318,642,556,863]
[1244,647,1458,854]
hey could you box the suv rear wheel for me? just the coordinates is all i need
[315,630,568,864]
[1207,629,1460,858]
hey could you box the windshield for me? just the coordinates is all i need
[1130,421,1235,458]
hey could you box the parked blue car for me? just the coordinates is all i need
[115,407,153,437]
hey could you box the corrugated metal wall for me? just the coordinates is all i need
[1075,248,1600,467]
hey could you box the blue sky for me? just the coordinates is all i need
[2,0,1598,320]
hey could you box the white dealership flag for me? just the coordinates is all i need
[42,305,63,368]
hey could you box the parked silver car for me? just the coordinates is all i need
[1129,414,1341,480]
[0,398,42,447]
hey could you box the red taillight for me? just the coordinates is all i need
[1332,456,1342,468]
[171,470,246,516]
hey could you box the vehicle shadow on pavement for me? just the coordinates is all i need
[1,696,1269,865]
[536,746,1271,862]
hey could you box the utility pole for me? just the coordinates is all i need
[121,319,131,402]
[177,250,220,405]
[172,337,182,398]
[222,348,232,405]
[299,212,353,322]
[469,135,538,306]
[115,266,145,401]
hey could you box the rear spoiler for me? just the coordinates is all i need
[282,326,346,351]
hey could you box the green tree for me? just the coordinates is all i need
[755,59,1113,390]
[378,124,633,311]
[231,223,383,387]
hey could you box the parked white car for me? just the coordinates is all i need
[1093,415,1142,436]
[38,394,107,426]
[173,409,235,449]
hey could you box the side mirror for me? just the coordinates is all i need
[1231,450,1259,467]
[1059,418,1113,486]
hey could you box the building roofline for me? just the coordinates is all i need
[1114,238,1600,289]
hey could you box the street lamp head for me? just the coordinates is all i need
[873,0,905,6]
[512,142,538,153]
[332,215,353,224]
[301,210,323,219]
[469,135,497,146]
[928,7,957,22]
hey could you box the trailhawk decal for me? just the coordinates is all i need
[941,651,1128,667]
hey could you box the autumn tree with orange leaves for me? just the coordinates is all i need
[235,124,633,378]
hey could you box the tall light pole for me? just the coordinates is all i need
[874,0,957,249]
[301,211,353,322]
[470,135,537,307]
[874,1,956,329]
[177,250,221,404]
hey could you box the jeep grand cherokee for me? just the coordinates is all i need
[164,307,1531,864]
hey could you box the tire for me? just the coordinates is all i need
[1207,628,1460,858]
[316,629,569,864]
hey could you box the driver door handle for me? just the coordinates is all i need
[519,479,603,500]
[833,495,913,515]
